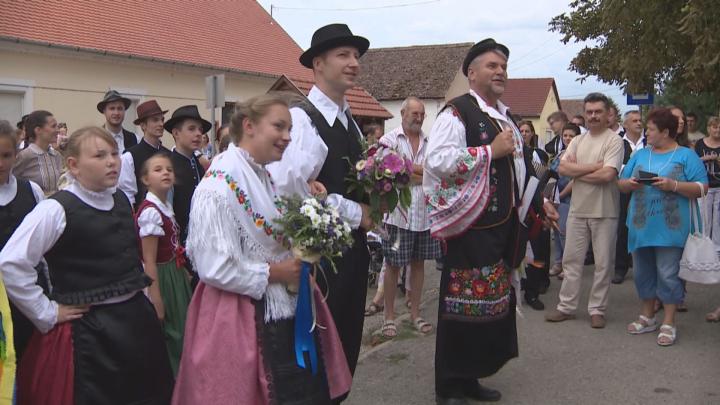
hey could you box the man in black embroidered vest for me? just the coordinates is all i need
[424,39,558,405]
[165,105,210,244]
[267,23,374,401]
[97,90,138,153]
[119,99,170,207]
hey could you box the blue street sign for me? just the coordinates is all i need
[627,93,654,105]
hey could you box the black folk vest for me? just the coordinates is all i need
[0,179,37,248]
[45,191,149,305]
[298,102,364,202]
[444,93,517,229]
[171,151,205,242]
[125,139,171,207]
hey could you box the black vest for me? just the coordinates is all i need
[171,151,205,242]
[299,103,363,201]
[444,93,516,228]
[0,179,37,248]
[125,139,171,206]
[45,191,149,305]
[122,128,138,149]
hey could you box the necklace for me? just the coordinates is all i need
[648,145,678,174]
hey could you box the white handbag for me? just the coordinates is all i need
[679,182,720,284]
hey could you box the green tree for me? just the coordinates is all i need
[549,0,720,96]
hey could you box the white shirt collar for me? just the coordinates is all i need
[308,85,351,129]
[145,190,174,218]
[65,181,116,211]
[0,175,17,205]
[623,131,645,149]
[469,89,511,123]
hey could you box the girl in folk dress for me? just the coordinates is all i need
[173,94,350,405]
[0,127,173,405]
[0,120,44,402]
[135,153,192,375]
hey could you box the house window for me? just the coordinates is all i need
[0,92,23,126]
[0,79,34,126]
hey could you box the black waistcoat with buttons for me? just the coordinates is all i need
[0,179,37,248]
[171,151,205,242]
[298,103,364,201]
[44,191,149,305]
[125,139,171,207]
[444,93,517,229]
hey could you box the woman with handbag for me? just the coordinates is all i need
[618,107,707,346]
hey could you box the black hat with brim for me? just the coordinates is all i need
[299,23,370,69]
[462,38,510,76]
[164,105,212,134]
[97,90,132,113]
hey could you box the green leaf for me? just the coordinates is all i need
[386,190,399,213]
[399,188,412,209]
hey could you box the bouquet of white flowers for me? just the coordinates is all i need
[276,196,354,270]
[274,195,354,375]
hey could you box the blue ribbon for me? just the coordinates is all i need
[294,261,318,375]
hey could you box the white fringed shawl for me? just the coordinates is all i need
[186,144,296,322]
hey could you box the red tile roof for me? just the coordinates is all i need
[0,0,310,80]
[560,99,585,119]
[501,78,560,118]
[0,0,391,119]
[271,76,393,119]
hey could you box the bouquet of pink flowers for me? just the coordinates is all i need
[348,142,413,223]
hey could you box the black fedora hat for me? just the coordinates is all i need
[164,105,212,134]
[462,38,510,76]
[97,90,132,113]
[299,23,370,68]
[133,100,168,125]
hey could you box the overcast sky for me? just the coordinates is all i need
[258,0,633,113]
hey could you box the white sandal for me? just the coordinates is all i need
[657,324,677,346]
[627,315,659,335]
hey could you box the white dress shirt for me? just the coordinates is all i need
[0,182,136,333]
[136,191,175,238]
[0,175,44,205]
[623,132,646,155]
[266,86,362,229]
[380,127,431,231]
[104,125,127,154]
[118,139,166,205]
[425,90,526,202]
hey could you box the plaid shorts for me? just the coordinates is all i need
[381,224,442,267]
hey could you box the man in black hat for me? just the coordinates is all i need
[165,105,210,243]
[423,39,558,404]
[267,23,373,391]
[119,99,171,207]
[98,90,138,153]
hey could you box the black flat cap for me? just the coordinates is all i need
[462,38,510,76]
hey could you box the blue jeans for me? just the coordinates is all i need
[632,246,685,304]
[552,202,570,266]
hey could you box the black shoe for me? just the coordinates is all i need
[463,382,502,402]
[611,274,625,284]
[525,295,545,310]
[436,396,470,405]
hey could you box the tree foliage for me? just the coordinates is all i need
[550,0,720,95]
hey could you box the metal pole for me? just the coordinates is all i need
[211,75,217,148]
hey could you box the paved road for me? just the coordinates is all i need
[346,264,720,405]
